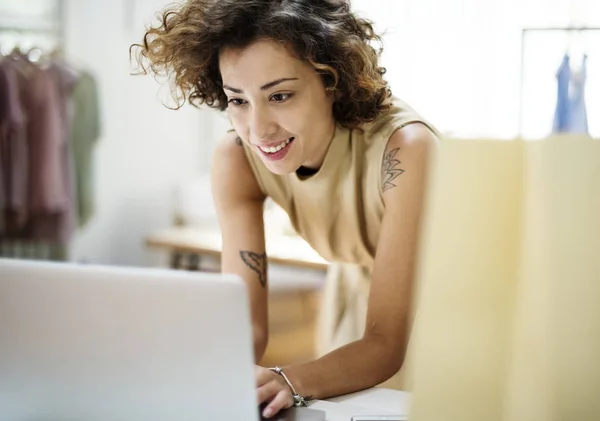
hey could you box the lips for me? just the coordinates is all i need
[258,137,295,154]
[256,137,295,161]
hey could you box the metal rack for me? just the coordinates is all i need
[0,0,65,49]
[518,26,600,135]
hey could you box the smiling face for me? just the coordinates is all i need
[219,39,336,175]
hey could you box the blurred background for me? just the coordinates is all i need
[1,0,598,367]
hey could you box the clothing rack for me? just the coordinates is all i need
[0,22,60,33]
[518,26,600,135]
[0,0,69,261]
[0,0,65,49]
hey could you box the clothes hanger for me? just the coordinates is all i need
[9,44,24,59]
[26,45,45,63]
[566,29,574,57]
[569,29,586,74]
[0,31,17,58]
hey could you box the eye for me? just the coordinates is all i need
[228,98,247,106]
[270,93,293,103]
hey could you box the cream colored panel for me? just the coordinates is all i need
[409,137,600,421]
[409,139,525,421]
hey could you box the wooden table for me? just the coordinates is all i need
[145,226,329,271]
[146,226,329,366]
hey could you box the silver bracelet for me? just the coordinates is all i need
[268,366,313,407]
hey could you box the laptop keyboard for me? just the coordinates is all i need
[258,404,292,420]
[258,406,327,420]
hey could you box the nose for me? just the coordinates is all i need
[250,104,278,141]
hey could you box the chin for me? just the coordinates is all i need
[256,147,301,175]
[263,161,298,175]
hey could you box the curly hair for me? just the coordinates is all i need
[131,0,391,130]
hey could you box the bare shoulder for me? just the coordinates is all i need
[394,122,438,145]
[386,122,439,161]
[380,122,439,199]
[212,131,266,205]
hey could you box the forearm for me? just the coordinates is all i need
[254,325,268,363]
[282,335,404,400]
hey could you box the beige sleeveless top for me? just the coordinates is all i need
[241,97,437,390]
[241,97,437,268]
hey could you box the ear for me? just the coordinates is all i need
[325,87,337,104]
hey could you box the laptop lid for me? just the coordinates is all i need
[0,258,258,421]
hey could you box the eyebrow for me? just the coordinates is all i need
[223,78,299,94]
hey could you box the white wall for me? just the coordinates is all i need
[64,0,223,266]
[59,0,600,266]
[350,0,600,138]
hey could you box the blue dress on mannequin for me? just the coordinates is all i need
[552,53,589,134]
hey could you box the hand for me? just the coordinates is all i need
[256,365,294,418]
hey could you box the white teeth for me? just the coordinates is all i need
[259,138,292,154]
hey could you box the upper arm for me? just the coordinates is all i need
[211,132,269,355]
[364,123,438,365]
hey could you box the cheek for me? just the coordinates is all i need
[276,109,301,133]
[227,111,249,134]
[302,99,333,132]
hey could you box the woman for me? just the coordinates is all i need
[133,0,439,417]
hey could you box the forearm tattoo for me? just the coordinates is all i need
[235,136,242,146]
[239,251,267,288]
[381,147,405,192]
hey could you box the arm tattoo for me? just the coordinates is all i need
[239,251,267,288]
[234,136,242,146]
[381,147,405,192]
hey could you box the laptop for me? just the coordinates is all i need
[0,258,325,421]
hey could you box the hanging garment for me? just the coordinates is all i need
[69,71,101,227]
[0,56,80,260]
[0,59,29,237]
[23,63,70,244]
[35,60,81,245]
[553,53,589,134]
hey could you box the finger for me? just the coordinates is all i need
[257,381,279,405]
[262,389,294,419]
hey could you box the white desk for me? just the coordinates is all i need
[313,388,410,421]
